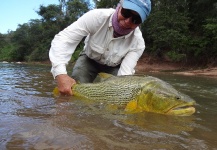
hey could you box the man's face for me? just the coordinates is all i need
[117,7,141,29]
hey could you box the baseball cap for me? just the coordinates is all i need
[122,0,151,23]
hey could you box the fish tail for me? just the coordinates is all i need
[53,87,60,96]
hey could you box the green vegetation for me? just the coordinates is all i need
[0,0,216,66]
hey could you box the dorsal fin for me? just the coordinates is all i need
[98,72,114,79]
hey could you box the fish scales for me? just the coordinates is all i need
[73,76,146,106]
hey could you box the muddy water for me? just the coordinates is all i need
[0,63,217,150]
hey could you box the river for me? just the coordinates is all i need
[0,63,217,150]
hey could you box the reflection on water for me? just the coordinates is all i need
[0,63,217,149]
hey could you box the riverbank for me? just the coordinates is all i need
[136,54,217,78]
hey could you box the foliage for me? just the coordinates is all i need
[145,13,189,49]
[64,0,90,25]
[141,0,217,64]
[166,51,186,62]
[0,44,15,61]
[93,0,119,8]
[0,34,7,50]
[37,4,63,22]
[70,42,84,63]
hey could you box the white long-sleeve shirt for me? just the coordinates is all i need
[49,8,145,78]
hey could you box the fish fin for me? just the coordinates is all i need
[53,87,60,97]
[98,72,114,79]
[94,73,114,82]
[125,100,138,113]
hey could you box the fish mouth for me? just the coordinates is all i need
[166,104,196,116]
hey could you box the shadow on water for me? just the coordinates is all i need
[0,63,217,149]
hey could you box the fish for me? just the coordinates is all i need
[53,73,196,116]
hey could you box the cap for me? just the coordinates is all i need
[122,0,151,23]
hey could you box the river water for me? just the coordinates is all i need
[0,63,217,150]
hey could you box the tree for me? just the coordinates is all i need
[59,0,67,15]
[0,34,7,50]
[142,0,190,62]
[37,4,63,23]
[93,0,119,8]
[186,0,217,64]
[64,0,91,25]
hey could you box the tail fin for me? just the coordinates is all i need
[53,87,60,97]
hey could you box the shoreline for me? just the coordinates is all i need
[136,55,217,78]
[1,58,217,78]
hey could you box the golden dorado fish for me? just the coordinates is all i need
[53,73,196,116]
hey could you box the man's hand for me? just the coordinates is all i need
[55,74,76,95]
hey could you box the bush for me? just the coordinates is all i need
[166,51,186,62]
[0,44,15,61]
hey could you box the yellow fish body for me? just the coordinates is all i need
[54,73,196,116]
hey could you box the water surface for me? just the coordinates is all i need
[0,63,217,149]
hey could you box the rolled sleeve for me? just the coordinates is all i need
[117,48,144,75]
[50,64,67,78]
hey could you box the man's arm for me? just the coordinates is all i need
[49,9,110,78]
[117,49,144,75]
[49,10,100,95]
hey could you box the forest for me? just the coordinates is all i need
[0,0,216,66]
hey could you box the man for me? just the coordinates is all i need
[49,0,151,95]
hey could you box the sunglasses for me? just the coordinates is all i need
[120,8,142,24]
